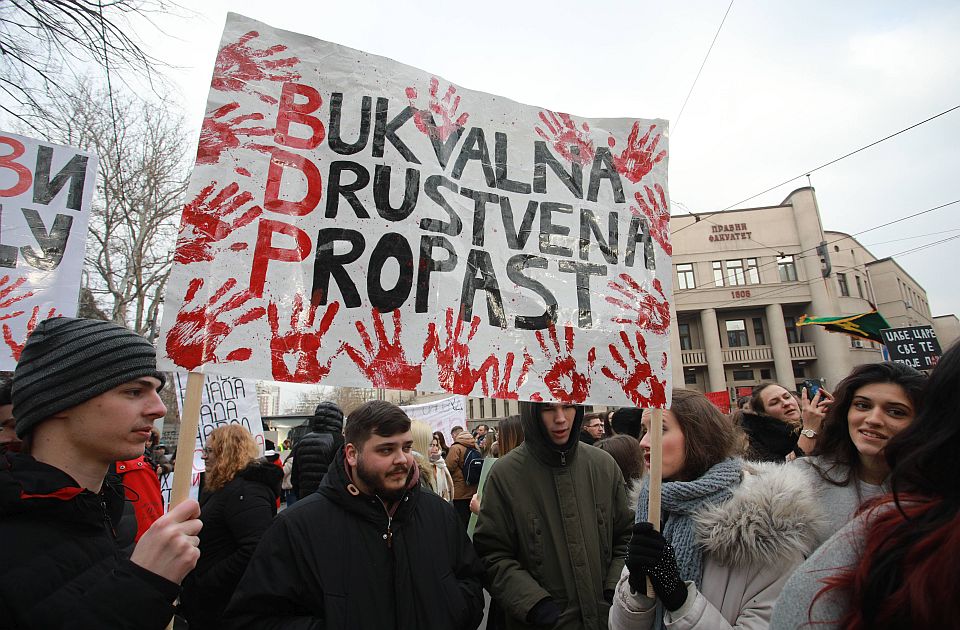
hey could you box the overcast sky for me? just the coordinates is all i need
[135,0,959,316]
[103,0,958,407]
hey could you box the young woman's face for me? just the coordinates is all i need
[847,382,915,462]
[759,385,801,423]
[639,409,686,481]
[429,438,440,457]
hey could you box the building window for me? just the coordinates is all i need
[678,323,692,350]
[684,371,698,385]
[732,369,754,381]
[837,273,850,297]
[479,399,485,419]
[726,259,746,286]
[855,275,864,298]
[785,316,801,344]
[726,319,748,347]
[713,261,724,287]
[468,399,474,419]
[677,263,695,290]
[760,368,772,380]
[746,258,760,284]
[778,255,798,282]
[793,364,806,378]
[491,398,497,417]
[752,318,766,345]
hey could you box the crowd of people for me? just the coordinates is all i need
[1,315,959,629]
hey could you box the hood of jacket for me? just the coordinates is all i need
[0,452,125,528]
[237,459,283,499]
[319,446,421,523]
[309,401,344,433]
[519,400,585,467]
[693,461,829,568]
[453,432,477,449]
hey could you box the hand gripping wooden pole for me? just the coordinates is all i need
[646,407,663,599]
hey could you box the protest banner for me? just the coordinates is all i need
[164,371,264,509]
[0,131,97,370]
[705,390,732,414]
[156,12,673,408]
[401,395,467,439]
[880,325,942,370]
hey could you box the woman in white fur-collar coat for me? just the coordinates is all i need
[609,389,827,630]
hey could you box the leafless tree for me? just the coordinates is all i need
[0,0,183,130]
[24,80,191,335]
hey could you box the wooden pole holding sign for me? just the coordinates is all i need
[165,371,204,630]
[646,407,663,599]
[170,371,205,508]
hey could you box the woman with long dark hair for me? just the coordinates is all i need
[610,389,824,629]
[179,425,282,629]
[772,344,960,629]
[792,362,924,542]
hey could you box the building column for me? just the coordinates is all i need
[670,305,685,390]
[700,308,726,392]
[765,302,795,385]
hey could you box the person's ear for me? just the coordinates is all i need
[345,443,359,467]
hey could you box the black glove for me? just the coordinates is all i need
[526,597,561,628]
[625,522,688,611]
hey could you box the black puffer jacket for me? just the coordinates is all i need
[179,460,282,630]
[0,453,179,629]
[291,401,344,498]
[226,448,486,629]
[739,411,802,462]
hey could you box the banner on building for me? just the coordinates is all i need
[156,13,673,408]
[401,395,467,440]
[880,325,942,370]
[0,131,97,370]
[165,371,264,509]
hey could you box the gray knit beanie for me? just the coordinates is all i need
[12,317,166,438]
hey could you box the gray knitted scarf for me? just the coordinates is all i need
[636,458,743,586]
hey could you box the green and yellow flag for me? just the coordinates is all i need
[797,311,890,343]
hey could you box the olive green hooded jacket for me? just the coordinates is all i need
[474,402,633,629]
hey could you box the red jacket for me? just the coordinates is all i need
[115,456,163,541]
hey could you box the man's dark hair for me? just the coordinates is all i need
[611,407,642,439]
[0,378,12,406]
[344,400,412,449]
[451,425,464,436]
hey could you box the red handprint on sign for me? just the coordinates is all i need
[535,110,595,166]
[478,349,534,400]
[423,307,485,394]
[197,102,273,166]
[343,308,423,390]
[606,275,671,335]
[405,77,470,142]
[632,184,671,255]
[0,275,36,320]
[534,324,596,403]
[608,122,667,183]
[2,306,57,360]
[601,330,667,407]
[175,182,263,265]
[165,278,265,370]
[267,293,340,383]
[212,30,301,104]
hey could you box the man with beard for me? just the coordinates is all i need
[227,400,485,630]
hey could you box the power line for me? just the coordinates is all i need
[863,228,960,247]
[673,0,734,133]
[672,102,960,235]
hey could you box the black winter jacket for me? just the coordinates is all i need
[179,461,282,630]
[0,453,179,629]
[291,429,343,498]
[739,411,802,462]
[226,448,486,630]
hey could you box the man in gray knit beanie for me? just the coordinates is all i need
[0,317,203,629]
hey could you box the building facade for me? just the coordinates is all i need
[668,187,939,401]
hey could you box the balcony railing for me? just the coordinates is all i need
[678,342,818,367]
